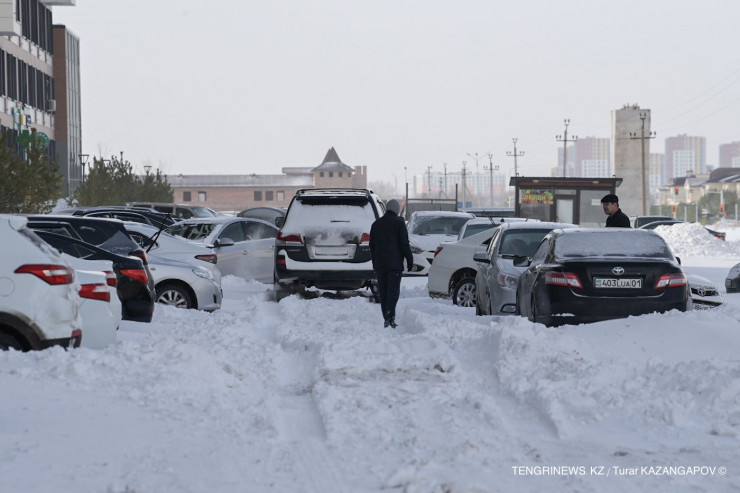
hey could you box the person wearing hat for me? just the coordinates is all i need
[369,199,413,328]
[601,193,631,228]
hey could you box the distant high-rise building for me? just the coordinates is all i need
[665,134,706,180]
[611,105,652,216]
[719,141,740,168]
[649,153,664,189]
[574,137,610,177]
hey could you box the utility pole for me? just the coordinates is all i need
[427,165,433,197]
[629,112,656,215]
[484,153,499,208]
[466,152,486,205]
[461,161,468,212]
[506,138,524,177]
[556,119,577,178]
[443,163,448,198]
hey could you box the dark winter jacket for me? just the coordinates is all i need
[369,210,414,273]
[606,208,631,228]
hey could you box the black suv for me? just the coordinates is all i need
[25,215,156,322]
[274,189,385,300]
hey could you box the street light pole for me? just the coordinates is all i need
[78,153,90,184]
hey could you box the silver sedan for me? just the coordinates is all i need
[148,254,222,311]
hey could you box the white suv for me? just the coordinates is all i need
[274,188,385,300]
[0,215,81,351]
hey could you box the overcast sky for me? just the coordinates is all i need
[52,1,740,183]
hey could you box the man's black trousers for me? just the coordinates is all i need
[377,270,402,322]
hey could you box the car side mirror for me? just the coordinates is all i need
[275,217,284,228]
[473,251,490,264]
[675,256,681,265]
[513,255,531,267]
[214,237,235,247]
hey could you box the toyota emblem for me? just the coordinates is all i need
[612,266,625,275]
[697,287,707,297]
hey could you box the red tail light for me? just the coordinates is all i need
[654,273,687,289]
[79,283,111,302]
[276,254,286,266]
[360,233,371,244]
[120,268,149,284]
[129,249,149,265]
[545,271,583,289]
[195,254,218,264]
[434,246,444,258]
[104,270,117,287]
[277,231,303,244]
[14,264,74,285]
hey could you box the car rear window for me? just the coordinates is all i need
[462,224,497,238]
[165,223,216,240]
[283,198,376,232]
[499,229,552,257]
[555,232,672,259]
[410,216,470,235]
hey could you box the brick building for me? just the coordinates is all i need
[166,147,368,212]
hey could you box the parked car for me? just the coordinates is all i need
[632,215,674,228]
[406,211,475,276]
[148,254,222,311]
[0,215,81,351]
[123,222,222,282]
[35,231,155,323]
[726,263,740,293]
[427,228,501,307]
[515,228,689,327]
[127,202,218,219]
[237,206,287,226]
[65,206,178,229]
[70,264,121,349]
[638,219,726,240]
[686,274,723,309]
[458,216,539,240]
[164,217,278,282]
[274,188,385,300]
[474,221,577,316]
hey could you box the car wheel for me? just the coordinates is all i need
[156,283,193,309]
[0,331,24,351]
[453,277,476,307]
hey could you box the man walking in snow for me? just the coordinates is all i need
[369,199,413,328]
[601,193,631,228]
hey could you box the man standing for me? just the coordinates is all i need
[601,194,631,228]
[369,199,413,328]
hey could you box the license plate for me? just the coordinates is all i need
[594,278,642,288]
[314,246,349,256]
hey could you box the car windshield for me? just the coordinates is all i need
[189,207,218,218]
[499,229,552,257]
[461,223,497,238]
[409,216,470,235]
[165,222,216,240]
[555,232,672,259]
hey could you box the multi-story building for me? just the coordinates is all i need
[611,104,653,216]
[167,147,368,212]
[0,0,80,196]
[574,136,610,177]
[719,141,740,168]
[664,134,706,181]
[649,152,664,192]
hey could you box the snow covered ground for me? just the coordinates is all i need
[2,223,740,493]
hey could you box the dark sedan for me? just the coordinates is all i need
[36,231,156,322]
[516,228,689,327]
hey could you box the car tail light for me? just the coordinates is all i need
[120,268,149,284]
[360,233,371,244]
[277,231,303,244]
[714,232,726,241]
[545,271,583,289]
[104,270,117,287]
[434,246,443,258]
[79,283,111,302]
[14,264,74,285]
[276,254,286,266]
[129,249,149,265]
[654,273,687,289]
[195,254,218,264]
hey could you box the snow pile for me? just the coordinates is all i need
[652,222,740,257]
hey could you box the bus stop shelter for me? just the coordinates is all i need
[509,176,623,226]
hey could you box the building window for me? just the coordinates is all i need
[338,172,342,177]
[329,172,334,177]
[320,172,324,177]
[198,191,207,202]
[265,191,274,201]
[254,191,262,201]
[277,191,284,201]
[183,191,191,202]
